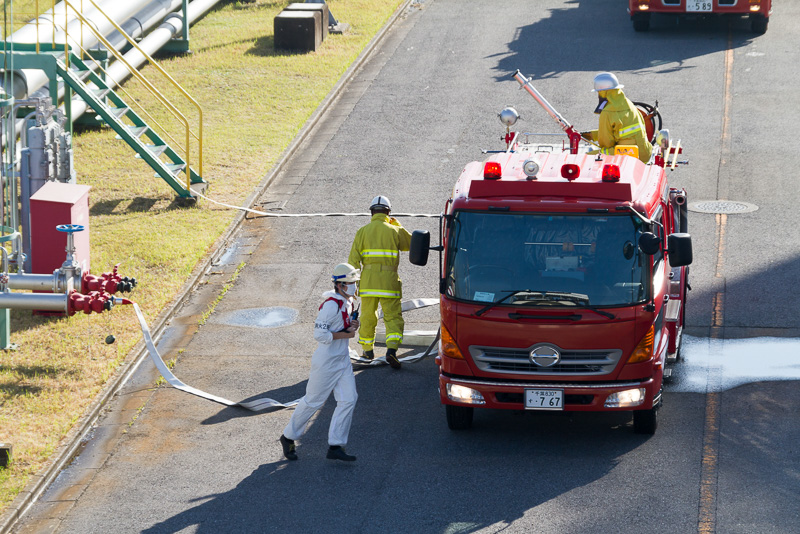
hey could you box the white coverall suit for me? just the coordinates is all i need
[283,290,358,447]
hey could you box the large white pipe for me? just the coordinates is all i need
[105,0,184,52]
[2,0,155,99]
[66,0,223,121]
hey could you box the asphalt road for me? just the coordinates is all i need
[15,1,800,533]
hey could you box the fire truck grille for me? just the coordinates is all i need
[469,346,623,376]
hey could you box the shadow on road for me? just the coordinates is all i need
[143,357,646,533]
[492,0,759,82]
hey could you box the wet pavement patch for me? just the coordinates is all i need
[213,307,299,328]
[669,335,800,392]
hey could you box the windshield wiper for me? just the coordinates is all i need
[517,291,617,319]
[474,289,536,317]
[569,304,615,320]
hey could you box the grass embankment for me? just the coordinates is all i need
[0,0,404,510]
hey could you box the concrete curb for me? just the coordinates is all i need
[0,1,414,532]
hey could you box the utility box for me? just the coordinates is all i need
[30,181,91,276]
[274,11,322,52]
[284,2,329,41]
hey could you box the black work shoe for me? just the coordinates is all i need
[279,435,298,461]
[326,446,356,462]
[363,350,374,360]
[385,348,402,370]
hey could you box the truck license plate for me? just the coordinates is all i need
[686,1,712,12]
[525,389,564,410]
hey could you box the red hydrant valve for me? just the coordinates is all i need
[68,291,115,316]
[82,264,138,295]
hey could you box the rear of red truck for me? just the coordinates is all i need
[412,150,692,435]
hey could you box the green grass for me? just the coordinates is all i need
[0,0,405,510]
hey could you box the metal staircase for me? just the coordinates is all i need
[54,51,205,198]
[3,0,206,200]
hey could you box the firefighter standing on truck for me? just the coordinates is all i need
[582,72,653,164]
[348,196,412,370]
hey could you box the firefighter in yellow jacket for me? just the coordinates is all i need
[348,196,412,369]
[582,72,652,164]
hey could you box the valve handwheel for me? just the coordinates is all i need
[56,224,85,233]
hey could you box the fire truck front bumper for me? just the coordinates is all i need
[439,374,661,412]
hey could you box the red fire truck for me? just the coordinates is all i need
[628,0,772,34]
[410,71,692,435]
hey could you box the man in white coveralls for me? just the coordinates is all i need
[279,263,361,462]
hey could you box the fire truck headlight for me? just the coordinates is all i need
[604,388,646,408]
[446,384,486,405]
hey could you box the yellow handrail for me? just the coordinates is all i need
[60,5,193,190]
[12,0,203,190]
[59,30,188,157]
[81,0,203,179]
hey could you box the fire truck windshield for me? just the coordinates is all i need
[444,211,647,308]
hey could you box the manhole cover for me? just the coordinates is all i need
[687,200,758,214]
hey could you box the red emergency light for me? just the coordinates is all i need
[602,164,621,182]
[561,164,580,181]
[484,161,502,180]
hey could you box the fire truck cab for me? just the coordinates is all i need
[411,75,692,435]
[628,0,772,34]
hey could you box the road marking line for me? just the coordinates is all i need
[699,27,735,534]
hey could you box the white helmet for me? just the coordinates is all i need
[370,195,391,211]
[332,263,360,283]
[593,72,623,92]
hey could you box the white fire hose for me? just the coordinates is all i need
[128,192,441,410]
[132,298,440,411]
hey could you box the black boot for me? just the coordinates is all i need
[363,349,374,360]
[326,445,356,462]
[279,435,298,461]
[385,348,401,370]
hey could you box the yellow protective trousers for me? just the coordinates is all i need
[358,296,404,351]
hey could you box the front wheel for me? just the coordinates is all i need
[633,408,658,435]
[632,12,650,32]
[750,14,768,34]
[446,404,474,430]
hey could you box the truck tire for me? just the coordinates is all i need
[446,404,474,430]
[633,408,658,435]
[632,13,650,32]
[750,14,768,34]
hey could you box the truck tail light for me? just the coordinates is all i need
[602,164,620,182]
[440,323,464,359]
[628,325,654,363]
[749,0,761,12]
[561,164,580,180]
[638,1,650,11]
[484,161,502,180]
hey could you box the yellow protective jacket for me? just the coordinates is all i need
[586,88,652,163]
[348,213,412,298]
